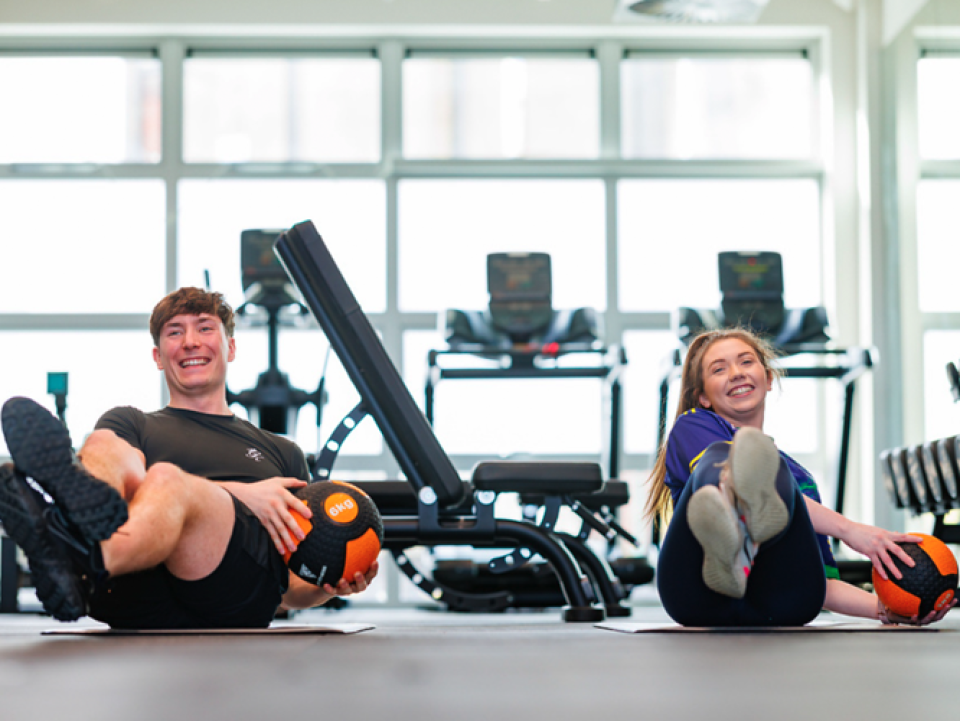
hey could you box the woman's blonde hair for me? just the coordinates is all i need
[642,327,783,527]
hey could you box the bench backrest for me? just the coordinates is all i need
[274,220,466,507]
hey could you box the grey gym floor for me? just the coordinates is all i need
[0,592,957,721]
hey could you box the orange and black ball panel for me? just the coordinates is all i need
[873,534,958,618]
[285,480,384,587]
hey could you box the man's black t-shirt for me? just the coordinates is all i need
[96,405,310,483]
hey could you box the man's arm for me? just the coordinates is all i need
[216,479,313,556]
[280,561,380,610]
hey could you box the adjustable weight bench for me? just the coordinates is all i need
[275,219,631,622]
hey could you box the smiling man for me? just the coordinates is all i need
[0,287,377,628]
[151,301,237,415]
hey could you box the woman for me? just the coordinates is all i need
[646,327,952,626]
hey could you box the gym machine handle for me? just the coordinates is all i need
[565,497,638,547]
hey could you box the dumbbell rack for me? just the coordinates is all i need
[881,437,960,544]
[880,358,960,543]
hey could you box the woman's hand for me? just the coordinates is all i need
[841,522,922,581]
[878,595,956,626]
[219,477,312,556]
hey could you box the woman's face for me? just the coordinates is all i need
[698,337,773,428]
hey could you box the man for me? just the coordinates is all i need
[0,286,377,628]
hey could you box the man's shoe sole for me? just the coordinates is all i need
[2,396,127,542]
[688,485,747,599]
[729,427,789,545]
[0,464,87,621]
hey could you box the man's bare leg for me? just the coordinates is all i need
[4,398,237,582]
[80,430,236,581]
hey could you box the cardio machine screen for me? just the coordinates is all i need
[241,229,289,292]
[718,251,783,298]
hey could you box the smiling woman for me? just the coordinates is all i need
[697,339,775,429]
[646,327,950,628]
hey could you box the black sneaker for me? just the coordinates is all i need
[0,463,90,621]
[2,396,127,542]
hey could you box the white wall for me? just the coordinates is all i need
[0,0,846,28]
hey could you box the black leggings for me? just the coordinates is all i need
[656,442,827,626]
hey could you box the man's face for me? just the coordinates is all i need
[152,313,236,401]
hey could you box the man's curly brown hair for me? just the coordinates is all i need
[149,287,236,345]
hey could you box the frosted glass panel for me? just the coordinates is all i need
[0,181,165,314]
[618,179,820,312]
[917,180,960,312]
[0,331,161,457]
[399,179,605,313]
[184,57,380,163]
[178,179,386,312]
[404,56,598,159]
[621,56,813,159]
[0,56,160,164]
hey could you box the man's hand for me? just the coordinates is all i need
[322,560,379,599]
[281,560,380,611]
[219,478,313,555]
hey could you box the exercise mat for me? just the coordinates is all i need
[42,622,375,636]
[596,620,941,633]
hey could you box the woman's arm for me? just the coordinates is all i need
[803,496,920,580]
[823,578,880,619]
[824,578,955,625]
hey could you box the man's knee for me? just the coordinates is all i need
[139,463,226,519]
[138,462,191,500]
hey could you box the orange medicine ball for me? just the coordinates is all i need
[283,480,383,587]
[872,534,958,618]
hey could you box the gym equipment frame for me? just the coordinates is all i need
[425,346,626,479]
[276,220,631,622]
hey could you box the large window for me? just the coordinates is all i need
[398,179,606,312]
[0,180,166,314]
[916,180,960,313]
[621,54,815,159]
[0,35,828,552]
[915,57,960,439]
[177,179,386,310]
[0,331,161,458]
[183,55,380,163]
[0,55,161,164]
[403,55,599,159]
[617,179,821,312]
[917,56,960,161]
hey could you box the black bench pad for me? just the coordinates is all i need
[472,461,603,494]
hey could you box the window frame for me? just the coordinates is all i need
[0,27,835,569]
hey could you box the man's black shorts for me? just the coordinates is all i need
[87,496,289,629]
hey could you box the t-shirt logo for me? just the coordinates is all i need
[246,448,265,463]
